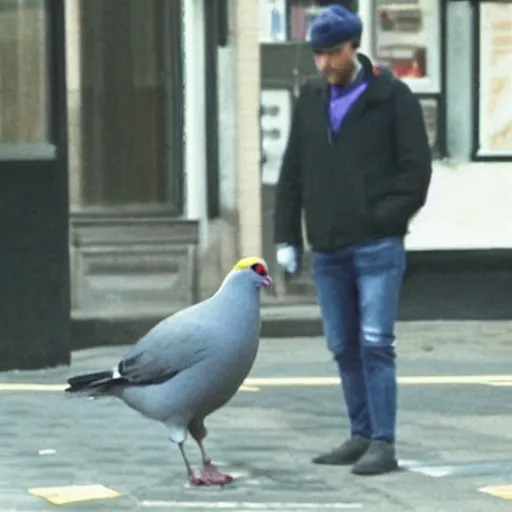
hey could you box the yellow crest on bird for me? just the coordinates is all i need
[232,256,268,272]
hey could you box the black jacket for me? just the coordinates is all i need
[273,53,432,252]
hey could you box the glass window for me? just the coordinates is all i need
[371,0,441,93]
[289,1,319,42]
[259,0,359,43]
[477,2,512,157]
[68,0,181,209]
[285,0,359,42]
[260,0,288,42]
[0,0,49,143]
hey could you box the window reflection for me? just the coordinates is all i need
[0,0,48,142]
[372,0,440,91]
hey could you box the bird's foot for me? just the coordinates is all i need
[187,470,208,486]
[201,461,234,486]
[188,461,234,486]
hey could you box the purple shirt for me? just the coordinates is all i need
[329,80,368,133]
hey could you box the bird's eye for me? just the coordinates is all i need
[251,263,267,276]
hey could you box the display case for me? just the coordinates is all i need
[370,0,441,93]
[370,0,445,158]
[259,0,446,159]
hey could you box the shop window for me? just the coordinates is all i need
[0,0,49,143]
[371,0,441,93]
[258,0,444,157]
[259,0,359,43]
[476,2,512,158]
[259,0,288,42]
[68,0,183,210]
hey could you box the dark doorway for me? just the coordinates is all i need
[0,0,70,370]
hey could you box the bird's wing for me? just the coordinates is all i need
[116,315,211,385]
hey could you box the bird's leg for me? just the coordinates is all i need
[179,442,205,486]
[187,418,234,486]
[197,439,234,486]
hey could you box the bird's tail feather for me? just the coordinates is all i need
[65,370,124,395]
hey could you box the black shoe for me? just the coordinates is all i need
[351,439,398,475]
[312,435,370,465]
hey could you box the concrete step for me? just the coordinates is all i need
[71,275,512,350]
[70,303,323,350]
[70,249,512,350]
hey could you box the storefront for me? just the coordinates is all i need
[0,0,70,369]
[259,0,446,172]
[65,0,211,320]
[259,0,512,297]
[0,0,223,368]
[369,0,445,158]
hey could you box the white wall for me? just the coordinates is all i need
[217,44,238,213]
[182,0,208,248]
[407,161,512,250]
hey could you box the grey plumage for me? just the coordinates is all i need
[65,257,273,485]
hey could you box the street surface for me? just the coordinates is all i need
[1,321,512,511]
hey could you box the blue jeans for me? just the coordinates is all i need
[311,236,406,442]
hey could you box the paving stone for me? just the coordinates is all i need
[2,327,512,510]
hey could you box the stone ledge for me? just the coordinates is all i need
[70,305,324,351]
[70,249,512,350]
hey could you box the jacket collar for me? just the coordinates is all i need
[358,53,395,102]
[313,52,394,103]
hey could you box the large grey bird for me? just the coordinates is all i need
[65,256,273,486]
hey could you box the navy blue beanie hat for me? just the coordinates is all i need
[309,4,362,51]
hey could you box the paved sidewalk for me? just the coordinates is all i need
[1,322,512,510]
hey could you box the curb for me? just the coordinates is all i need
[70,250,512,351]
[70,306,325,351]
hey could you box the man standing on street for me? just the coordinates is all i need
[273,4,432,475]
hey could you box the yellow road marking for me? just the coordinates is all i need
[0,383,66,392]
[479,484,512,500]
[0,382,260,392]
[244,375,512,386]
[28,484,121,505]
[1,375,512,394]
[240,385,260,392]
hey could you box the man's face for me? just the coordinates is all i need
[313,41,356,85]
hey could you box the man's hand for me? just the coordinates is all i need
[276,244,299,274]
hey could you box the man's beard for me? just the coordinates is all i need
[324,61,355,85]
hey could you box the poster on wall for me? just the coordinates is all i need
[259,0,287,42]
[478,3,512,156]
[260,89,291,185]
[372,0,441,92]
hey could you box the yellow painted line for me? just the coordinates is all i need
[479,484,512,500]
[28,484,121,505]
[244,375,512,386]
[0,383,66,392]
[2,375,512,394]
[0,382,260,393]
[239,385,260,392]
